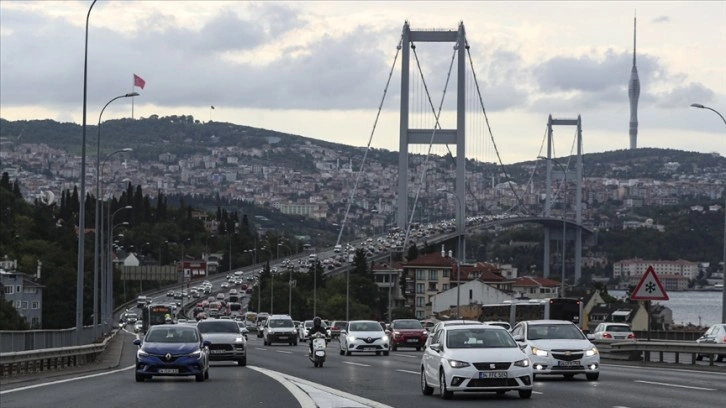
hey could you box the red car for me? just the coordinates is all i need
[389,319,428,351]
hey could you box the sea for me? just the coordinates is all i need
[609,290,723,327]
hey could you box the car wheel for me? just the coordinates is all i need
[586,372,599,381]
[345,348,352,356]
[439,370,452,400]
[205,368,209,379]
[339,348,344,356]
[293,340,298,346]
[314,361,319,367]
[376,351,381,356]
[696,354,703,361]
[319,361,324,367]
[519,389,532,399]
[196,373,204,382]
[238,357,247,366]
[135,373,146,382]
[420,367,434,395]
[383,350,389,356]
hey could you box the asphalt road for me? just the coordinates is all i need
[3,331,723,408]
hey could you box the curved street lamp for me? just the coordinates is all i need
[93,93,137,336]
[690,103,726,323]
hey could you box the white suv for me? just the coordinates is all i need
[511,320,599,381]
[263,315,298,346]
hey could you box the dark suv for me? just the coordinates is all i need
[389,319,428,351]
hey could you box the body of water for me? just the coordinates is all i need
[609,290,723,327]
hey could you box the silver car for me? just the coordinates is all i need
[197,319,247,366]
[339,320,390,356]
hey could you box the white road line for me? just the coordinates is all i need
[533,391,544,394]
[0,365,135,395]
[256,347,268,351]
[603,363,722,376]
[343,361,371,367]
[247,366,316,408]
[395,369,419,375]
[392,353,418,359]
[633,380,716,391]
[276,350,293,354]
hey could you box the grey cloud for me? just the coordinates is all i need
[651,82,715,109]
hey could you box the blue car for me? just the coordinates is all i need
[134,324,211,382]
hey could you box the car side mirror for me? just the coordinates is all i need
[385,330,391,335]
[512,334,524,342]
[133,339,141,346]
[518,342,527,350]
[429,343,442,353]
[203,340,211,347]
[586,334,595,341]
[340,330,347,335]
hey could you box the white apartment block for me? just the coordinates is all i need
[613,258,700,280]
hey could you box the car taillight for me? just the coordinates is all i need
[627,333,636,339]
[722,336,726,343]
[602,332,612,339]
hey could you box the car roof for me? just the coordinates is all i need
[524,320,575,326]
[437,320,482,327]
[444,324,503,332]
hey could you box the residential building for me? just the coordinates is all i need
[613,258,700,281]
[0,268,44,328]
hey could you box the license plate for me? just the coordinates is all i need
[211,350,226,354]
[614,336,625,339]
[479,371,508,379]
[158,368,178,374]
[406,339,419,343]
[278,336,288,340]
[557,360,581,367]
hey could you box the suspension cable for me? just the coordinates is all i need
[465,45,532,215]
[401,41,457,256]
[335,38,403,247]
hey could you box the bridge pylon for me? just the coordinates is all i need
[397,21,467,257]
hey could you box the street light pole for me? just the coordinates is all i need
[690,103,726,323]
[77,0,97,344]
[99,148,131,334]
[93,93,137,337]
[288,265,293,317]
[108,206,131,305]
[439,189,463,318]
[539,156,567,297]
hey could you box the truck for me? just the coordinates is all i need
[136,296,149,309]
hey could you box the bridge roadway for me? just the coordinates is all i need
[2,331,723,408]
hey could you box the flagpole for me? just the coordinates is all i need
[131,76,135,119]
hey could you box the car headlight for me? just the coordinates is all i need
[382,335,389,342]
[585,347,599,356]
[448,360,470,368]
[235,337,244,343]
[531,346,549,357]
[348,335,356,342]
[137,350,150,357]
[185,350,202,358]
[514,358,530,367]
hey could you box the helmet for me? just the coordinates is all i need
[165,314,173,324]
[313,316,322,327]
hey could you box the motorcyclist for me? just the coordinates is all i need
[308,316,327,356]
[164,314,174,324]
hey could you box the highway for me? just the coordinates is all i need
[2,329,723,408]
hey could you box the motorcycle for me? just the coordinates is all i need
[309,333,327,367]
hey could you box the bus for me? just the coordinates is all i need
[141,304,174,332]
[244,312,257,329]
[479,298,584,330]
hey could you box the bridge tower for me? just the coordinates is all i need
[542,115,584,284]
[397,21,467,251]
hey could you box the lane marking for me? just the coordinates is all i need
[250,365,394,408]
[396,369,419,375]
[634,380,716,391]
[343,361,371,367]
[0,365,135,395]
[276,350,293,354]
[603,363,724,376]
[392,353,418,359]
[247,366,316,408]
[256,347,268,351]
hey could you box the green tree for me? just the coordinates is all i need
[0,300,29,330]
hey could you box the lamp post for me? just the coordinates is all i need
[538,156,568,297]
[108,206,131,306]
[99,148,131,333]
[288,264,294,317]
[690,103,726,323]
[179,238,191,305]
[439,189,463,319]
[77,0,97,344]
[93,93,138,334]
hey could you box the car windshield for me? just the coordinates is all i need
[146,327,198,343]
[269,319,294,328]
[393,320,423,329]
[445,328,517,349]
[349,322,382,332]
[528,324,585,340]
[606,325,632,333]
[197,321,239,333]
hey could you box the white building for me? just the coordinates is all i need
[613,258,700,280]
[430,280,513,314]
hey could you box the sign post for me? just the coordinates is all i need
[630,265,669,341]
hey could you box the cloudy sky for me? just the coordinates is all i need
[1,1,724,164]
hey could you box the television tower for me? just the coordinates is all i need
[628,15,640,150]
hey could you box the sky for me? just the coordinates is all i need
[1,1,724,164]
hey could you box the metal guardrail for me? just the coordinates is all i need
[0,326,100,353]
[594,339,726,367]
[0,331,113,377]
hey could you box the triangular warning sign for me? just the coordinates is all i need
[630,265,669,301]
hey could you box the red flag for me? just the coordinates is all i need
[133,74,146,89]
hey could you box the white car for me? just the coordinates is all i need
[421,324,533,400]
[511,320,600,381]
[339,320,389,356]
[591,322,636,341]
